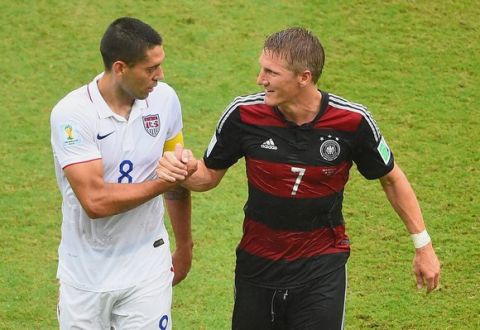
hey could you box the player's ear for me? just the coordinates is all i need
[298,69,313,87]
[112,60,128,75]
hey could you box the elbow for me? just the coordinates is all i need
[83,205,105,219]
[207,180,222,190]
[86,211,104,220]
[81,199,109,219]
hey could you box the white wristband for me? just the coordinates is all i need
[411,229,431,249]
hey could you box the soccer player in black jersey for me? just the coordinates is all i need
[157,27,440,329]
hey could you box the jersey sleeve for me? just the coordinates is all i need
[352,114,394,180]
[50,96,101,169]
[163,131,184,152]
[164,89,183,142]
[203,100,244,169]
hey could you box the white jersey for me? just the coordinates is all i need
[50,74,183,292]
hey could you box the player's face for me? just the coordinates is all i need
[256,50,302,108]
[121,45,165,100]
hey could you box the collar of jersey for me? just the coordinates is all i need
[273,90,329,129]
[88,72,148,122]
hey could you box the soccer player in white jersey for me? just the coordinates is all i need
[50,17,196,330]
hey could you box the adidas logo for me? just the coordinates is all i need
[261,138,278,150]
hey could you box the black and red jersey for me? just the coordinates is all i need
[204,91,394,288]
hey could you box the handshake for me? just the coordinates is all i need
[157,144,198,183]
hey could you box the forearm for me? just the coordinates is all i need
[165,186,193,285]
[64,159,179,219]
[182,160,225,192]
[381,164,441,292]
[164,187,193,248]
[79,179,177,219]
[380,164,425,234]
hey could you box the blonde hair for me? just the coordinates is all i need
[264,27,325,83]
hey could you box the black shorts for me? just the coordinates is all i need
[232,265,347,330]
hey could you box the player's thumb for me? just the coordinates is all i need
[181,149,190,163]
[175,143,184,161]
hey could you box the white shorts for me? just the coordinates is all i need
[58,273,173,330]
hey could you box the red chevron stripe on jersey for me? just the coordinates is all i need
[314,104,363,132]
[238,100,364,133]
[239,218,349,262]
[239,104,288,127]
[246,157,351,198]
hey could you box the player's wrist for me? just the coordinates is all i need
[175,240,194,250]
[411,229,431,249]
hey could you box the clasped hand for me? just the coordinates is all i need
[157,144,198,182]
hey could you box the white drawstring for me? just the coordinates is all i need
[270,289,278,322]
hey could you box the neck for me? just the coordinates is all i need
[278,88,322,125]
[97,73,134,119]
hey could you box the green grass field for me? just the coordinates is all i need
[1,1,479,329]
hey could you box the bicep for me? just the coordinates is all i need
[198,160,227,188]
[379,163,415,203]
[379,163,403,188]
[63,159,105,205]
[182,159,227,191]
[207,167,227,186]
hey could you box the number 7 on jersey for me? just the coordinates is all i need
[290,167,306,196]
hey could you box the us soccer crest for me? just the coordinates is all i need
[142,114,160,137]
[319,136,341,161]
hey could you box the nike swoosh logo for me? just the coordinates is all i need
[96,131,115,140]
